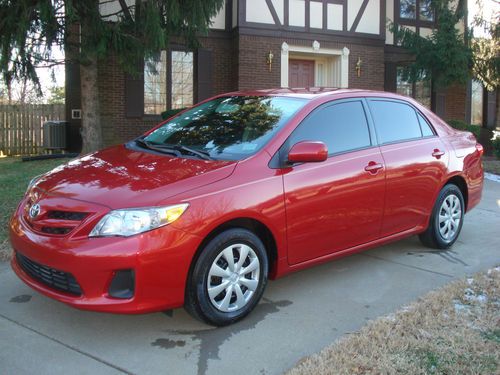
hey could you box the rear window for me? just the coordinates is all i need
[369,100,422,144]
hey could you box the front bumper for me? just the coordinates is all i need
[10,200,202,314]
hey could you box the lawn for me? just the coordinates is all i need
[0,157,67,260]
[288,267,500,375]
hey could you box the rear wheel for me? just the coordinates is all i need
[185,228,268,326]
[419,184,465,249]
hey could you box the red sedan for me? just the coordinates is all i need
[10,89,483,326]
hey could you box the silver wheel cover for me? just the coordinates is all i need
[438,194,462,242]
[207,243,260,312]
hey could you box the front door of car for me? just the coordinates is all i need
[367,99,449,236]
[280,100,386,265]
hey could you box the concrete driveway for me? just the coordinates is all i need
[1,179,499,375]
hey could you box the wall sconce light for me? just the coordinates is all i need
[356,57,362,77]
[266,50,274,72]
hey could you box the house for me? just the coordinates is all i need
[65,0,496,151]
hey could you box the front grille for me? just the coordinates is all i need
[41,227,72,235]
[24,206,91,237]
[47,211,88,221]
[16,252,82,296]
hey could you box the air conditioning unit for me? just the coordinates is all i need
[43,121,67,150]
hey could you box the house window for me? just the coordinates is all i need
[396,67,431,108]
[399,0,434,21]
[144,51,167,115]
[471,80,483,125]
[144,50,194,115]
[419,0,434,21]
[171,51,194,109]
[400,0,416,19]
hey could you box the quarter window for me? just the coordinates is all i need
[289,101,371,155]
[417,112,434,136]
[370,100,422,144]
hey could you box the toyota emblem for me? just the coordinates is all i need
[29,203,41,219]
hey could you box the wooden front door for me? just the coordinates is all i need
[289,59,315,88]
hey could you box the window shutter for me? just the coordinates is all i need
[125,60,144,118]
[384,63,397,93]
[485,90,497,129]
[197,49,213,103]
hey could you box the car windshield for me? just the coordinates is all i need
[142,96,307,160]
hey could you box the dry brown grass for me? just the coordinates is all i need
[0,241,12,261]
[287,268,500,375]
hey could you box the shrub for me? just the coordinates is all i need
[161,107,186,120]
[492,131,500,159]
[447,120,481,138]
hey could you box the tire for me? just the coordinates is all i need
[185,228,269,326]
[419,184,465,249]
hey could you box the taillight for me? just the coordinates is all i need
[475,143,484,156]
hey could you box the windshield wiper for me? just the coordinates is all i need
[170,145,214,161]
[135,139,181,157]
[135,139,213,160]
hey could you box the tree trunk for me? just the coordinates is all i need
[80,55,103,154]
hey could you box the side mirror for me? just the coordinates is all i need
[287,141,328,164]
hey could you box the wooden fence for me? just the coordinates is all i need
[0,104,65,156]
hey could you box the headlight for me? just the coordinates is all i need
[89,204,189,237]
[27,174,42,192]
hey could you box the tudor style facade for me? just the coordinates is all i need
[66,0,484,150]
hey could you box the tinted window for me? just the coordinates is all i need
[417,112,435,136]
[289,101,371,155]
[369,101,422,143]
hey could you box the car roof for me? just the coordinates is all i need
[222,88,404,100]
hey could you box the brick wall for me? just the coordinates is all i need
[68,31,467,149]
[443,84,467,122]
[237,35,385,91]
[94,34,237,146]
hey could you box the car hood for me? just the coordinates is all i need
[33,145,237,209]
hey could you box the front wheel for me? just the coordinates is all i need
[419,184,465,249]
[185,228,268,326]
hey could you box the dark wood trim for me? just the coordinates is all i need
[238,25,386,46]
[265,0,282,26]
[343,0,348,31]
[322,1,328,30]
[350,0,370,32]
[305,0,310,31]
[380,0,386,38]
[284,0,289,26]
[225,0,233,31]
[239,0,246,26]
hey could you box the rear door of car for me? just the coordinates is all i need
[281,99,386,265]
[366,98,449,237]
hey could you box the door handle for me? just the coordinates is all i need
[432,149,445,159]
[364,162,384,174]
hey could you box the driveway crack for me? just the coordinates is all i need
[0,312,134,375]
[360,253,455,278]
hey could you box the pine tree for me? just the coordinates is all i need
[0,0,224,153]
[390,0,472,89]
